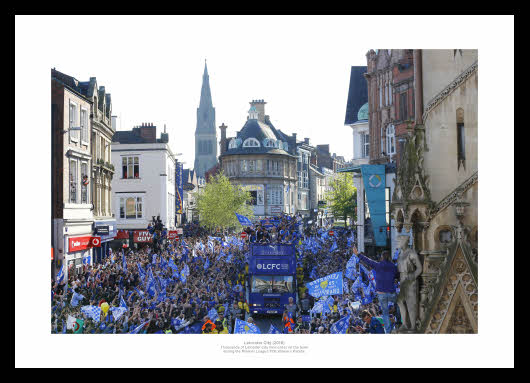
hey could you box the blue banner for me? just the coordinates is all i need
[306,272,343,298]
[176,162,183,214]
[236,213,253,227]
[360,164,387,247]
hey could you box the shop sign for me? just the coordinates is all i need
[133,230,153,243]
[167,231,178,239]
[69,236,101,252]
[94,225,109,235]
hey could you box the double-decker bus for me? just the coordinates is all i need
[247,243,297,315]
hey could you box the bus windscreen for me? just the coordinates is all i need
[251,275,294,294]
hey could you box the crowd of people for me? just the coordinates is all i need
[51,212,401,334]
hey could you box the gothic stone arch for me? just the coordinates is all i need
[423,244,478,333]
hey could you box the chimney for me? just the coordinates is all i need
[219,123,228,155]
[304,137,310,145]
[249,99,267,122]
[292,133,297,143]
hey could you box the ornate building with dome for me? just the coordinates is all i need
[218,100,298,219]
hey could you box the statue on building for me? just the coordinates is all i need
[396,235,423,332]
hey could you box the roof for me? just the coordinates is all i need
[224,118,292,156]
[344,66,368,125]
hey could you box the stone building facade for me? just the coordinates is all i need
[219,100,298,219]
[390,49,478,333]
[77,77,117,263]
[51,69,95,280]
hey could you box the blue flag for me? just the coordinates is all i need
[208,308,219,321]
[233,319,261,334]
[130,320,149,334]
[56,265,64,284]
[236,213,253,227]
[330,315,350,334]
[306,272,343,298]
[329,240,338,253]
[204,258,210,270]
[268,324,282,334]
[121,252,127,271]
[80,305,101,323]
[345,253,358,280]
[137,263,146,282]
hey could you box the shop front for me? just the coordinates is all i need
[133,230,153,249]
[92,220,117,265]
[65,235,101,276]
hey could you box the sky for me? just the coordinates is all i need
[33,15,369,168]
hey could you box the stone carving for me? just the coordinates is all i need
[424,247,478,333]
[422,60,478,123]
[428,171,477,221]
[446,297,475,334]
[390,125,434,234]
[396,235,423,332]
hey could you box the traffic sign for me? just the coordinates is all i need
[328,231,334,236]
[241,232,248,239]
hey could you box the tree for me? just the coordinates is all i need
[195,171,254,232]
[324,172,357,226]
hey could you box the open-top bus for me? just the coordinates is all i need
[247,243,297,315]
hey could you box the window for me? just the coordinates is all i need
[439,229,453,244]
[243,137,260,147]
[400,92,408,121]
[69,102,79,142]
[249,160,255,173]
[121,197,142,219]
[122,156,140,179]
[264,138,274,148]
[69,159,77,203]
[240,160,247,173]
[362,133,370,158]
[267,185,283,206]
[228,139,237,149]
[249,191,257,206]
[457,108,466,170]
[386,125,396,156]
[80,108,88,144]
[81,162,88,204]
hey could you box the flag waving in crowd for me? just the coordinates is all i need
[233,319,261,334]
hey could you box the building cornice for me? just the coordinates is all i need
[423,60,478,123]
[66,148,92,161]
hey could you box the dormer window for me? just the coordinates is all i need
[248,106,259,120]
[243,138,260,148]
[263,138,275,148]
[229,138,238,149]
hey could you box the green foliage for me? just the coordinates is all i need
[195,171,254,231]
[324,172,357,224]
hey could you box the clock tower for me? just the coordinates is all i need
[194,60,218,178]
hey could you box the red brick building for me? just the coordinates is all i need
[365,49,415,166]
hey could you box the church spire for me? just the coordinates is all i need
[199,59,213,109]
